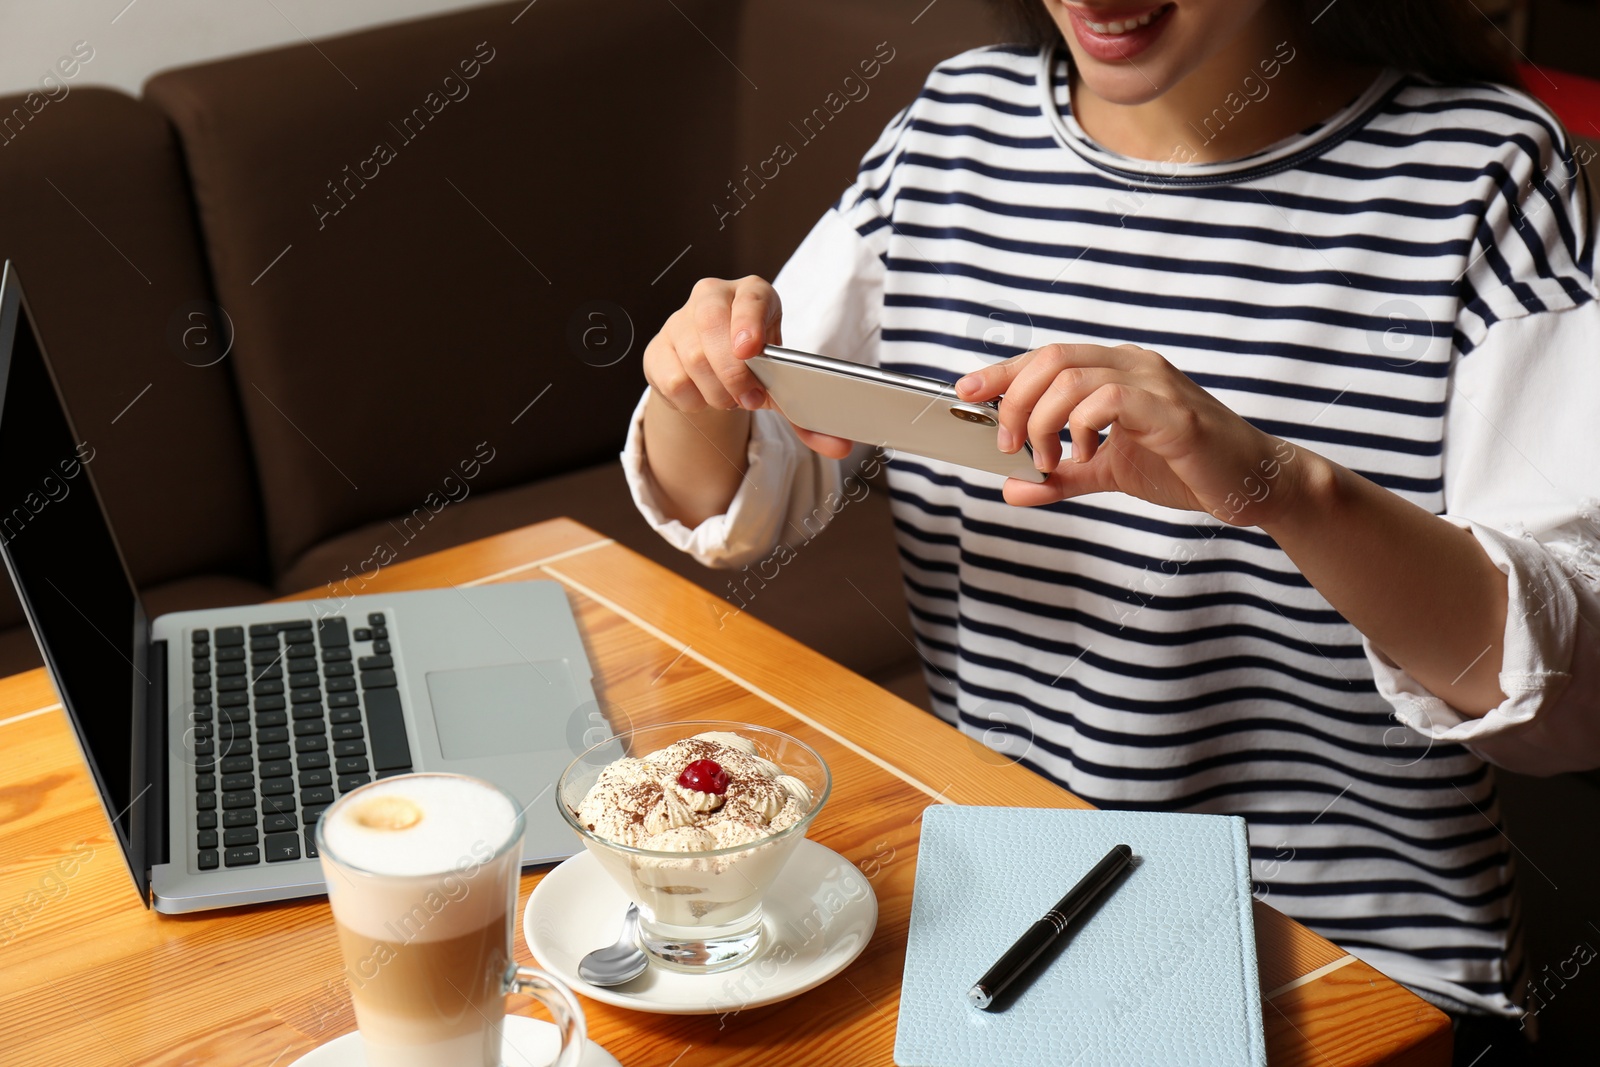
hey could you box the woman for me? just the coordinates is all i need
[626,2,1599,1060]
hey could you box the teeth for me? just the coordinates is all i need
[1086,8,1158,34]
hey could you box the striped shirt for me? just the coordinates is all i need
[625,45,1600,1016]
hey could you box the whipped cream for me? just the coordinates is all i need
[575,732,808,851]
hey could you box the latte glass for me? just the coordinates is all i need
[557,720,831,973]
[317,773,585,1067]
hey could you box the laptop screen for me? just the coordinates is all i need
[0,266,149,897]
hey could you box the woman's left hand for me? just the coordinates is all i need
[955,342,1313,526]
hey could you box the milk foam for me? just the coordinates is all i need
[319,775,522,944]
[323,776,519,876]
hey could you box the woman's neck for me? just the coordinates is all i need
[1069,11,1379,165]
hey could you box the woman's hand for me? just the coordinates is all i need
[642,276,852,459]
[956,342,1317,525]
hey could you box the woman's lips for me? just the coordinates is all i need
[1063,2,1175,64]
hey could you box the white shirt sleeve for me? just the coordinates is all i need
[619,206,887,570]
[1365,301,1600,774]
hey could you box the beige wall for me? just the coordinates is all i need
[0,0,503,98]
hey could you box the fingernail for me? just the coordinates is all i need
[956,375,977,395]
[733,330,752,350]
[740,389,764,410]
[997,426,1013,451]
[1035,451,1051,472]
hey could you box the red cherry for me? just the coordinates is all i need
[678,759,730,795]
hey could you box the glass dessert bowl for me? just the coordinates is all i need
[557,720,831,973]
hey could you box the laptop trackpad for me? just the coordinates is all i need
[426,661,579,759]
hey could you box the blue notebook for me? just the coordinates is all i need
[895,806,1266,1067]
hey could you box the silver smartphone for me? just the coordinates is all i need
[745,346,1047,483]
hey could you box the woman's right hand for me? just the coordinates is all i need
[643,275,853,458]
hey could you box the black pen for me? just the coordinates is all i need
[967,843,1135,1010]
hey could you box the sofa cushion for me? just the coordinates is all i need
[731,0,1002,278]
[0,87,268,665]
[144,0,745,577]
[279,458,919,682]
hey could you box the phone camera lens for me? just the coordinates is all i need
[950,406,996,427]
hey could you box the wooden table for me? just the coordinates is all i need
[0,518,1451,1066]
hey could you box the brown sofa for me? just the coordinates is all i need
[0,0,1001,703]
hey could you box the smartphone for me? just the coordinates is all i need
[745,346,1047,483]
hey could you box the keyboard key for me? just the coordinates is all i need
[285,629,315,646]
[335,756,369,775]
[223,808,256,828]
[265,832,302,862]
[294,719,326,737]
[216,646,245,661]
[328,692,360,708]
[250,636,280,652]
[224,827,258,846]
[338,774,371,793]
[357,669,394,690]
[318,617,349,648]
[357,654,393,671]
[215,626,244,647]
[194,757,216,773]
[220,755,253,773]
[191,704,213,721]
[220,707,250,723]
[197,810,218,829]
[259,742,291,761]
[367,612,386,627]
[217,737,252,758]
[250,621,303,636]
[363,688,412,771]
[193,739,214,757]
[264,812,298,833]
[376,767,412,779]
[302,804,329,825]
[224,846,260,867]
[196,792,216,810]
[300,768,333,788]
[192,629,211,643]
[221,773,254,791]
[255,695,287,711]
[373,640,391,654]
[289,672,321,690]
[330,706,362,724]
[292,704,325,720]
[295,735,328,753]
[304,830,319,859]
[353,628,372,642]
[255,710,288,728]
[197,830,218,849]
[196,773,216,792]
[258,727,290,744]
[333,739,366,758]
[259,759,293,778]
[291,688,322,704]
[252,662,283,681]
[219,692,249,708]
[326,677,357,693]
[254,680,285,696]
[331,723,363,742]
[198,849,219,870]
[372,626,388,640]
[261,778,294,797]
[217,676,247,692]
[191,722,214,741]
[297,752,331,770]
[222,791,256,809]
[215,660,245,677]
[321,647,352,663]
[193,689,213,705]
[300,786,334,806]
[322,661,354,678]
[262,796,297,815]
[192,656,212,673]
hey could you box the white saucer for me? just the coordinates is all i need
[524,838,878,1015]
[286,1016,620,1067]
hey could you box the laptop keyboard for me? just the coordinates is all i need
[188,612,414,871]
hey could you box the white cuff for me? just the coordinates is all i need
[620,389,808,570]
[1365,520,1600,775]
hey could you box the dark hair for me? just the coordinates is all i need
[984,0,1522,87]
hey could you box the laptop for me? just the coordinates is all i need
[0,263,601,913]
